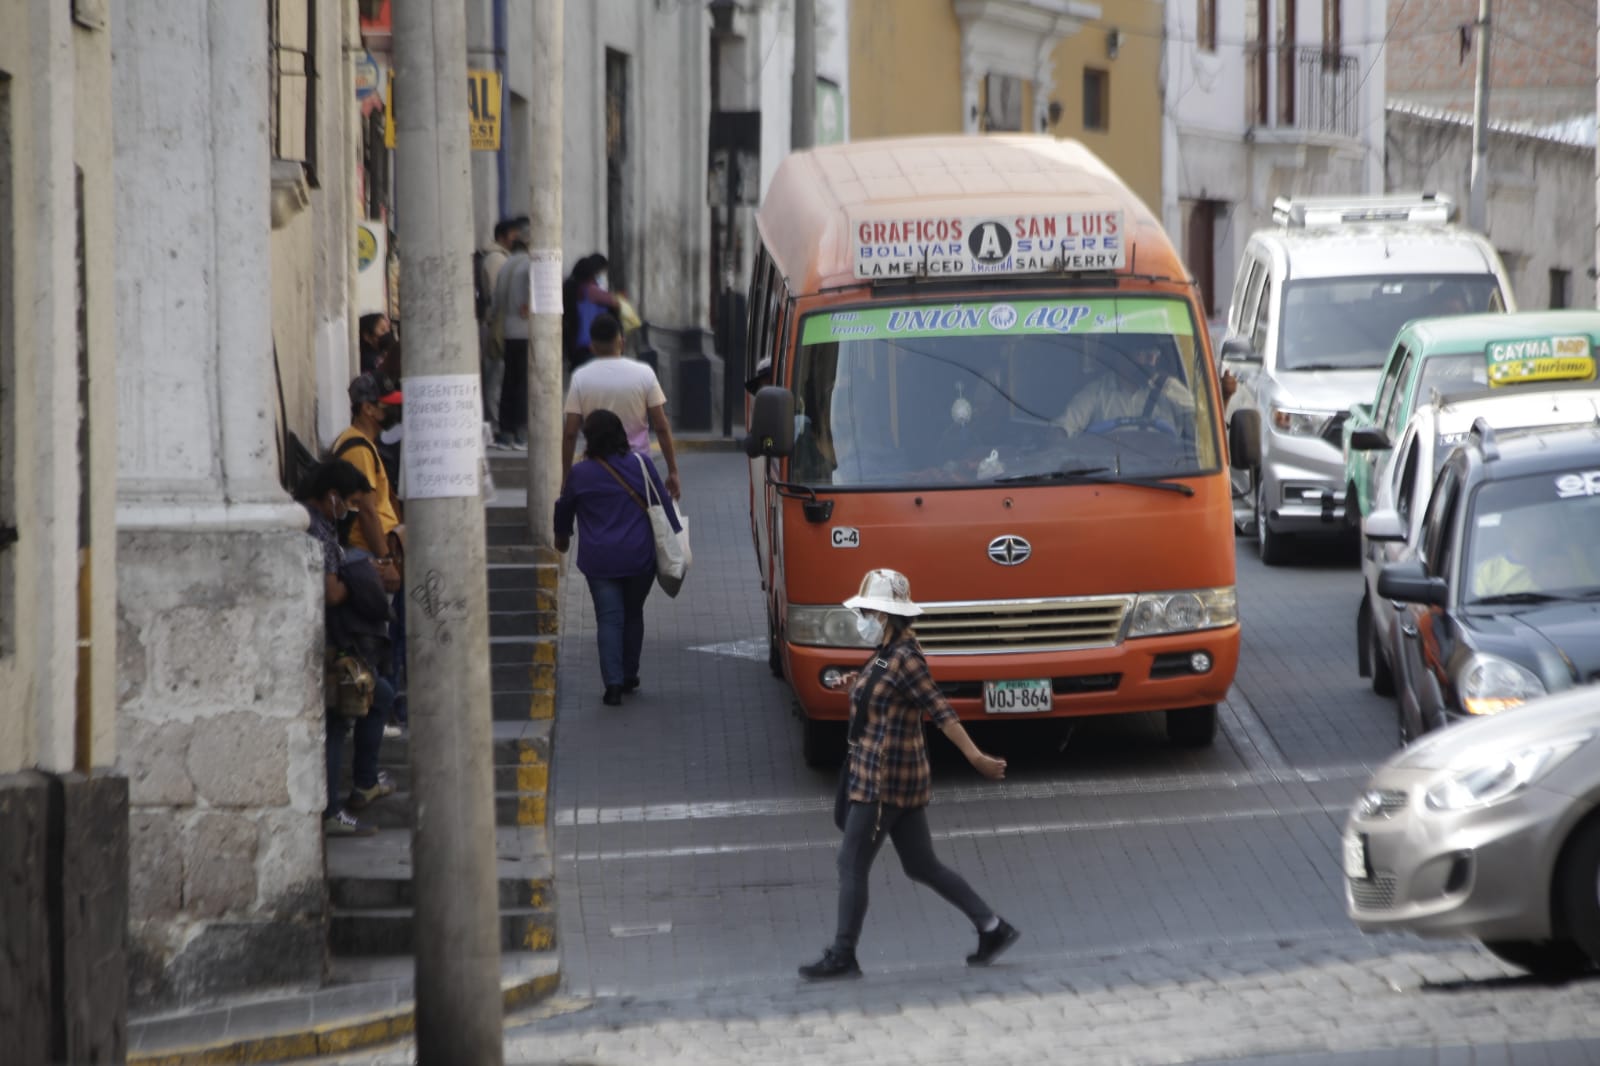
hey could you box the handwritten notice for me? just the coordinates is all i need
[402,374,482,500]
[529,248,563,315]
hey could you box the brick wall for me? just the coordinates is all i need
[1387,0,1594,120]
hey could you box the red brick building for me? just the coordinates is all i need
[1387,0,1593,123]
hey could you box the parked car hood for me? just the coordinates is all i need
[1273,368,1383,413]
[1466,602,1600,685]
[1392,682,1600,771]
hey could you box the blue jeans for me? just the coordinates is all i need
[586,572,655,686]
[326,676,394,817]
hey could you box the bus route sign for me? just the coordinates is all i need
[851,212,1125,280]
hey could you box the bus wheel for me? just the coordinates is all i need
[1166,704,1217,747]
[802,719,847,769]
[767,622,784,679]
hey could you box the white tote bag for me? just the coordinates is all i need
[636,454,691,597]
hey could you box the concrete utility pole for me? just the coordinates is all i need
[1468,0,1492,232]
[390,5,504,1064]
[526,0,564,544]
[791,0,816,150]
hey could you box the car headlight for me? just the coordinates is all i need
[1270,405,1330,437]
[787,605,874,648]
[1127,587,1237,637]
[1423,734,1591,811]
[1458,653,1546,716]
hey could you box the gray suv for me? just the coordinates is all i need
[1220,195,1514,564]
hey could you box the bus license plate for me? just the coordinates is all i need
[983,679,1052,714]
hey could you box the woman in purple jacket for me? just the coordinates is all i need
[554,408,681,705]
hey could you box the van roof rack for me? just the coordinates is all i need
[1272,193,1456,228]
[1468,416,1499,461]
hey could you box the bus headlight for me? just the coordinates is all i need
[1127,587,1237,637]
[787,606,874,648]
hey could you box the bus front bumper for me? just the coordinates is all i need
[787,626,1241,721]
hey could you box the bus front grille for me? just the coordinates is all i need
[914,596,1134,654]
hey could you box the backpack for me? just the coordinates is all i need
[330,433,401,501]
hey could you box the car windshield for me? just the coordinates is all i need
[789,297,1221,488]
[1417,351,1489,398]
[1278,275,1503,371]
[1465,468,1600,602]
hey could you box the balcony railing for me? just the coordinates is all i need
[1245,46,1359,139]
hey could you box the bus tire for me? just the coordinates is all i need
[767,622,784,679]
[1166,704,1217,747]
[802,719,847,769]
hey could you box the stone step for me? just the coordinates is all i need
[351,789,547,831]
[490,609,556,639]
[327,949,559,1010]
[330,904,556,956]
[374,719,551,769]
[327,830,552,910]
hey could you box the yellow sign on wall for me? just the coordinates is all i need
[384,69,502,151]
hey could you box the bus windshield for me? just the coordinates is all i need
[789,296,1220,488]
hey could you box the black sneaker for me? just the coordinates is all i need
[602,685,623,706]
[622,676,641,693]
[798,947,862,980]
[967,919,1019,966]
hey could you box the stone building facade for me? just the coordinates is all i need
[0,1,126,1060]
[114,0,358,1008]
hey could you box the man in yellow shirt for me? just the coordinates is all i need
[332,372,404,578]
[1472,510,1598,599]
[1055,337,1194,438]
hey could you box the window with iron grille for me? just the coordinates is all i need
[270,0,319,186]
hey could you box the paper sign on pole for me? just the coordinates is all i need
[402,375,483,500]
[529,249,564,315]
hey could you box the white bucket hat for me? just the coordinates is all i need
[843,568,923,618]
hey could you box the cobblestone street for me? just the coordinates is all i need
[331,449,1600,1065]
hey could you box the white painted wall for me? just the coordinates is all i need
[1387,106,1595,310]
[0,1,118,775]
[1163,0,1388,316]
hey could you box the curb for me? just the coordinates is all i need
[128,971,560,1066]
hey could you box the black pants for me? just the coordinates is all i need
[832,801,993,952]
[499,337,529,438]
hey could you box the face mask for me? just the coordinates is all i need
[381,407,402,430]
[596,272,609,291]
[856,613,885,644]
[327,493,350,522]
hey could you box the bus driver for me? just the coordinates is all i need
[1053,336,1194,439]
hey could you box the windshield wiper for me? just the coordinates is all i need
[1286,362,1363,372]
[995,466,1195,496]
[1469,591,1567,606]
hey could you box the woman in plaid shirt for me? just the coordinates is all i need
[799,569,1019,980]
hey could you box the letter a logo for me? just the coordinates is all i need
[968,221,1013,265]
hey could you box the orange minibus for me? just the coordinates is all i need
[742,136,1239,765]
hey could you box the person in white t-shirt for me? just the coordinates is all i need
[561,313,682,499]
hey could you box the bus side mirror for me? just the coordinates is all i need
[744,386,795,458]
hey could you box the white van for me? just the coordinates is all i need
[1219,194,1515,564]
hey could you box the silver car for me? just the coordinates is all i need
[1343,683,1600,977]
